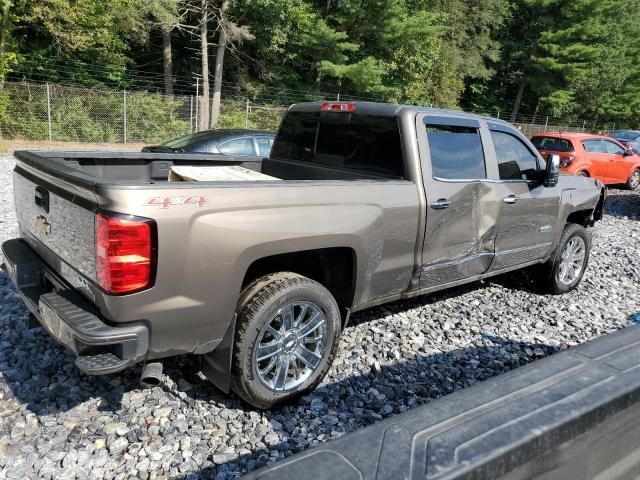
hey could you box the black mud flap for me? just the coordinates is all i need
[200,314,237,393]
[243,325,640,480]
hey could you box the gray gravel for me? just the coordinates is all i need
[1,153,639,479]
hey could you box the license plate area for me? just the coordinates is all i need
[39,298,74,347]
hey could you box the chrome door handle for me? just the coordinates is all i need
[430,199,451,210]
[503,195,520,204]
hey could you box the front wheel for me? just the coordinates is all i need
[231,272,342,409]
[627,169,640,190]
[537,223,591,294]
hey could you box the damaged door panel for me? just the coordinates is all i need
[417,115,500,287]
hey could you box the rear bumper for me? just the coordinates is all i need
[1,238,148,374]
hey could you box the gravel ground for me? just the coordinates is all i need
[0,153,639,479]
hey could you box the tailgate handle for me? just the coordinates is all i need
[35,186,50,213]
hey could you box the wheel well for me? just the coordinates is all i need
[242,247,357,319]
[566,210,592,227]
[566,192,604,227]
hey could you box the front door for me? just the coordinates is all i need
[582,139,612,181]
[417,115,501,288]
[602,139,627,183]
[487,125,561,271]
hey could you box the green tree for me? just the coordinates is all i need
[530,0,640,124]
[15,0,132,85]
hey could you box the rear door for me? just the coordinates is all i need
[417,115,501,288]
[487,124,560,271]
[582,139,611,181]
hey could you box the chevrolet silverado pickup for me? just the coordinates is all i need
[2,101,605,408]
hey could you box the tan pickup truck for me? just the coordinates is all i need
[2,101,605,408]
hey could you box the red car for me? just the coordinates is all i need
[531,132,640,190]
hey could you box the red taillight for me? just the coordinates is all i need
[320,102,356,113]
[560,155,576,167]
[96,212,155,294]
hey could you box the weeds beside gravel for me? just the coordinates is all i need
[0,154,639,480]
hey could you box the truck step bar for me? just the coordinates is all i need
[244,324,640,480]
[74,353,130,375]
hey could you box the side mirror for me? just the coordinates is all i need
[544,154,560,187]
[624,148,634,157]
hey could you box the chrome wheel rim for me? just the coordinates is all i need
[558,236,586,286]
[255,301,327,392]
[630,171,640,189]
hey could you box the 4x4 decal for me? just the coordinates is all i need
[143,195,208,209]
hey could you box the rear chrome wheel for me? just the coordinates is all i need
[255,301,327,392]
[231,272,341,409]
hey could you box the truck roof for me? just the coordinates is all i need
[289,101,511,126]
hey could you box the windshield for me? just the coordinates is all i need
[531,136,574,152]
[611,131,640,141]
[161,131,221,149]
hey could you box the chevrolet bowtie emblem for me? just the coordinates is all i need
[35,215,51,236]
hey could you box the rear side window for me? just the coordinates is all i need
[426,125,486,180]
[531,136,574,152]
[491,131,539,181]
[583,140,605,153]
[270,111,405,178]
[255,136,274,157]
[218,137,256,156]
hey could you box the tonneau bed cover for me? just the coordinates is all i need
[244,325,640,480]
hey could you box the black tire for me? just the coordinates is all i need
[537,223,591,294]
[626,169,640,190]
[578,171,589,177]
[230,272,341,409]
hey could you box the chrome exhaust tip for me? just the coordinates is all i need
[140,361,163,388]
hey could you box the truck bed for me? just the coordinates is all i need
[14,150,393,185]
[244,325,640,480]
[9,148,420,363]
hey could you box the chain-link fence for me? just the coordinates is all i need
[497,112,618,137]
[0,82,288,144]
[0,81,621,144]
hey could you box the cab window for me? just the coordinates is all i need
[426,124,486,180]
[271,111,405,178]
[491,131,540,181]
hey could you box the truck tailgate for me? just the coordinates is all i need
[13,162,97,283]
